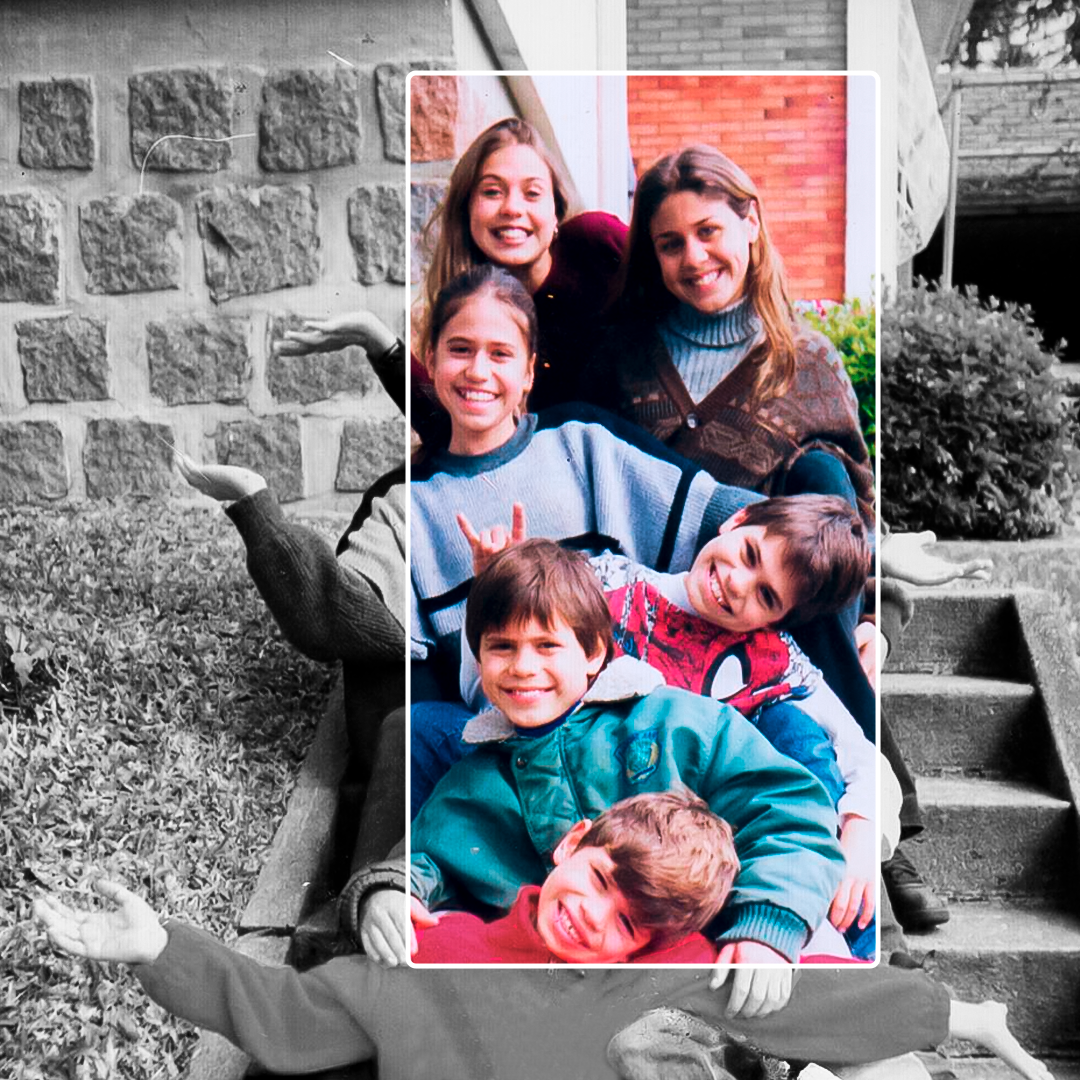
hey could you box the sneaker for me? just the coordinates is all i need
[882,844,950,932]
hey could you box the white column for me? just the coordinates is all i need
[848,0,900,295]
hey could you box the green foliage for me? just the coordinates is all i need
[953,0,1080,69]
[1,501,339,1079]
[802,297,877,460]
[881,280,1080,540]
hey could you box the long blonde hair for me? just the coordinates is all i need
[616,144,797,405]
[415,117,571,350]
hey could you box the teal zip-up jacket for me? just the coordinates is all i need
[409,659,846,962]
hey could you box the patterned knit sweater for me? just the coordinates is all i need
[579,317,874,526]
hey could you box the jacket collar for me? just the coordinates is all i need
[461,656,664,744]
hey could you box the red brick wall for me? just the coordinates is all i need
[627,75,848,301]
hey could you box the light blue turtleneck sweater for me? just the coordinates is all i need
[658,297,763,403]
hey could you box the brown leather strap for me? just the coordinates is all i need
[652,341,764,431]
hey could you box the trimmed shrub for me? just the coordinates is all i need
[881,280,1080,539]
[802,297,876,460]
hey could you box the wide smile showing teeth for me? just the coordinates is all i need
[686,268,722,288]
[557,902,585,948]
[493,227,530,243]
[709,566,731,612]
[457,388,498,402]
[504,686,551,701]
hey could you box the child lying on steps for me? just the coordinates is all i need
[34,875,1052,1080]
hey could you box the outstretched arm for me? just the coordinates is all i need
[881,531,992,587]
[34,878,167,966]
[35,875,380,1073]
[137,922,378,1072]
[274,311,398,360]
[273,312,408,416]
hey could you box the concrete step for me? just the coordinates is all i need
[883,673,1049,778]
[905,901,1080,1055]
[942,1058,1080,1079]
[239,681,347,933]
[910,777,1076,899]
[887,591,1027,679]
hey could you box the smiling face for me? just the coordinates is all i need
[469,143,559,292]
[536,826,653,963]
[649,190,760,314]
[427,292,535,456]
[478,614,606,730]
[684,514,798,633]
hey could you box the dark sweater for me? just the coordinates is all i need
[136,921,949,1080]
[224,478,406,871]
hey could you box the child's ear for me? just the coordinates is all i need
[423,340,441,379]
[585,643,607,679]
[524,353,536,393]
[552,819,593,865]
[718,508,748,535]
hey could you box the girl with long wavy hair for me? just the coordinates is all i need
[582,143,873,528]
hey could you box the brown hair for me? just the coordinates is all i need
[416,117,572,349]
[578,789,739,948]
[737,493,870,626]
[616,144,797,405]
[424,263,539,360]
[464,538,613,665]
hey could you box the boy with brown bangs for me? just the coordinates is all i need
[357,539,846,976]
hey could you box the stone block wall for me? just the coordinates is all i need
[408,74,517,289]
[626,0,847,69]
[627,75,849,301]
[0,0,452,503]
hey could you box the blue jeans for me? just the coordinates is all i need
[749,700,879,960]
[410,700,474,819]
[750,699,843,808]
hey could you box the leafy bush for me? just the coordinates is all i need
[802,298,876,460]
[2,501,339,1079]
[881,280,1080,539]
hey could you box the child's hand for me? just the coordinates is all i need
[880,530,992,587]
[829,815,876,933]
[273,312,397,359]
[358,890,438,967]
[456,502,527,577]
[711,941,792,1016]
[33,878,168,966]
[175,453,267,503]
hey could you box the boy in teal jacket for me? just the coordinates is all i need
[359,539,845,971]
